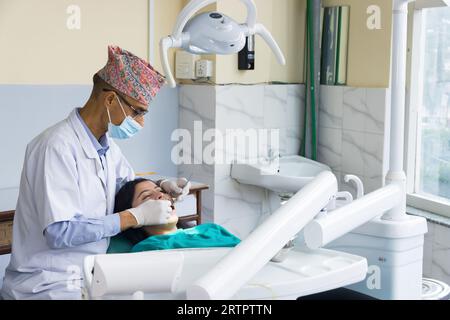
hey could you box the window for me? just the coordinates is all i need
[406,5,450,218]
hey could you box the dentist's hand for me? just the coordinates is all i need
[127,200,173,228]
[159,178,191,202]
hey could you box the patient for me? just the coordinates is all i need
[108,179,240,254]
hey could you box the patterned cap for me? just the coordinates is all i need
[97,45,166,106]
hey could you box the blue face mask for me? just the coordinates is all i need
[107,97,143,140]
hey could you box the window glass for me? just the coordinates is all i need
[417,7,450,203]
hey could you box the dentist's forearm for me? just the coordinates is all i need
[44,214,122,249]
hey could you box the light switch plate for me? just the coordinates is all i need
[176,51,199,79]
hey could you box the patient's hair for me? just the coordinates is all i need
[114,178,154,245]
[114,178,149,213]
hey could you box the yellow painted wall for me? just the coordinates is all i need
[213,0,393,87]
[0,0,393,87]
[0,0,183,85]
[154,0,186,76]
[215,0,306,84]
[322,0,393,88]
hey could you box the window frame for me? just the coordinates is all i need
[405,4,450,219]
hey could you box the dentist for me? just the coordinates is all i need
[1,46,178,300]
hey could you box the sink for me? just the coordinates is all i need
[231,155,331,193]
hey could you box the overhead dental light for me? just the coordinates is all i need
[160,0,286,88]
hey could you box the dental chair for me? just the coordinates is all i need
[82,172,368,300]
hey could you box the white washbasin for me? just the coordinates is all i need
[231,155,331,193]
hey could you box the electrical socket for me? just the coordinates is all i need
[195,59,213,78]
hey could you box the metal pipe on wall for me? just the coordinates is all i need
[303,0,321,160]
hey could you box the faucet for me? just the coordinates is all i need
[260,148,280,175]
[267,148,279,161]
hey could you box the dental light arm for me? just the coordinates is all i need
[160,36,182,89]
[304,185,402,250]
[186,171,337,300]
[253,24,286,65]
[160,0,286,88]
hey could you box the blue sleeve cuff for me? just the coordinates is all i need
[103,214,121,237]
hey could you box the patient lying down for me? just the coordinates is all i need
[108,179,240,254]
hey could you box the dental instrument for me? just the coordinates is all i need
[160,0,286,88]
[160,178,191,203]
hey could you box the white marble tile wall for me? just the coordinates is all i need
[318,85,389,197]
[178,84,305,239]
[178,85,216,224]
[423,221,450,285]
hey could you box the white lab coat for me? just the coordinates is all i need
[1,109,135,300]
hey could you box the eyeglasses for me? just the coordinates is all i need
[103,89,148,118]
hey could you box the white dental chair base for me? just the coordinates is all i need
[83,247,367,300]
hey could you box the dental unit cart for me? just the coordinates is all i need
[83,247,368,300]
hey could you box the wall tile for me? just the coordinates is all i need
[425,221,435,241]
[341,88,387,135]
[342,130,365,176]
[362,132,385,179]
[179,85,216,122]
[422,222,450,285]
[365,88,387,134]
[430,263,450,286]
[319,85,344,129]
[432,223,450,284]
[287,85,305,127]
[343,87,367,132]
[434,223,450,246]
[363,175,384,194]
[281,126,302,156]
[423,234,433,277]
[318,127,342,172]
[263,85,288,129]
[216,85,265,130]
[432,243,450,281]
[177,147,215,177]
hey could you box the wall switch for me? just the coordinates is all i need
[195,59,213,78]
[176,51,199,80]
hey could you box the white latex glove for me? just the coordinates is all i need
[128,200,173,228]
[160,178,191,202]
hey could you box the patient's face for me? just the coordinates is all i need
[132,180,179,226]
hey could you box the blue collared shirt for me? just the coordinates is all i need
[75,108,110,167]
[44,109,121,250]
